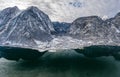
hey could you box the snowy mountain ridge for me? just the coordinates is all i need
[0,6,55,50]
[0,6,120,51]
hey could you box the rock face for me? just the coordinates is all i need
[1,6,120,50]
[69,16,104,36]
[52,22,70,35]
[0,6,20,33]
[104,13,120,43]
[69,14,120,43]
[0,6,54,48]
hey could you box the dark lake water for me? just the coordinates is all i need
[0,50,120,77]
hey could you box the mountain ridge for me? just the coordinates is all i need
[0,6,54,48]
[0,6,120,50]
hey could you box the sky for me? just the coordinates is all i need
[0,0,120,22]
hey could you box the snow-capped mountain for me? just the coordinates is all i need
[105,13,120,43]
[0,6,54,48]
[108,12,120,30]
[0,6,19,32]
[0,6,120,51]
[69,16,104,36]
[69,12,120,44]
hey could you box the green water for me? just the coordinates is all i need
[0,51,120,77]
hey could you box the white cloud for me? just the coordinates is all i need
[0,0,120,22]
[0,0,32,9]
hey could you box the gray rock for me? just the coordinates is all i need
[0,6,54,48]
[69,14,120,43]
[0,6,20,33]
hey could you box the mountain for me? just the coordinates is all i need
[107,12,120,31]
[52,22,70,35]
[104,12,120,43]
[69,16,106,37]
[0,6,120,50]
[69,14,120,43]
[0,6,55,48]
[0,6,20,32]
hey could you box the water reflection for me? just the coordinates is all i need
[0,51,119,77]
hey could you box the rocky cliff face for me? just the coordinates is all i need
[69,14,120,43]
[0,6,54,48]
[104,13,120,43]
[0,6,20,33]
[52,22,70,35]
[69,16,104,36]
[0,6,120,50]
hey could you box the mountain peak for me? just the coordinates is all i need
[69,16,105,37]
[74,16,103,22]
[115,12,120,18]
[25,6,44,14]
[27,6,39,10]
[18,6,54,32]
[0,6,54,48]
[0,6,20,29]
[0,6,19,15]
[11,6,19,10]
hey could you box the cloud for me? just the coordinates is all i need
[0,0,32,9]
[0,0,120,22]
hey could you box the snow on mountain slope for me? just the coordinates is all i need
[68,12,120,46]
[0,6,20,33]
[69,16,104,36]
[0,0,120,22]
[0,6,54,49]
[0,5,120,51]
